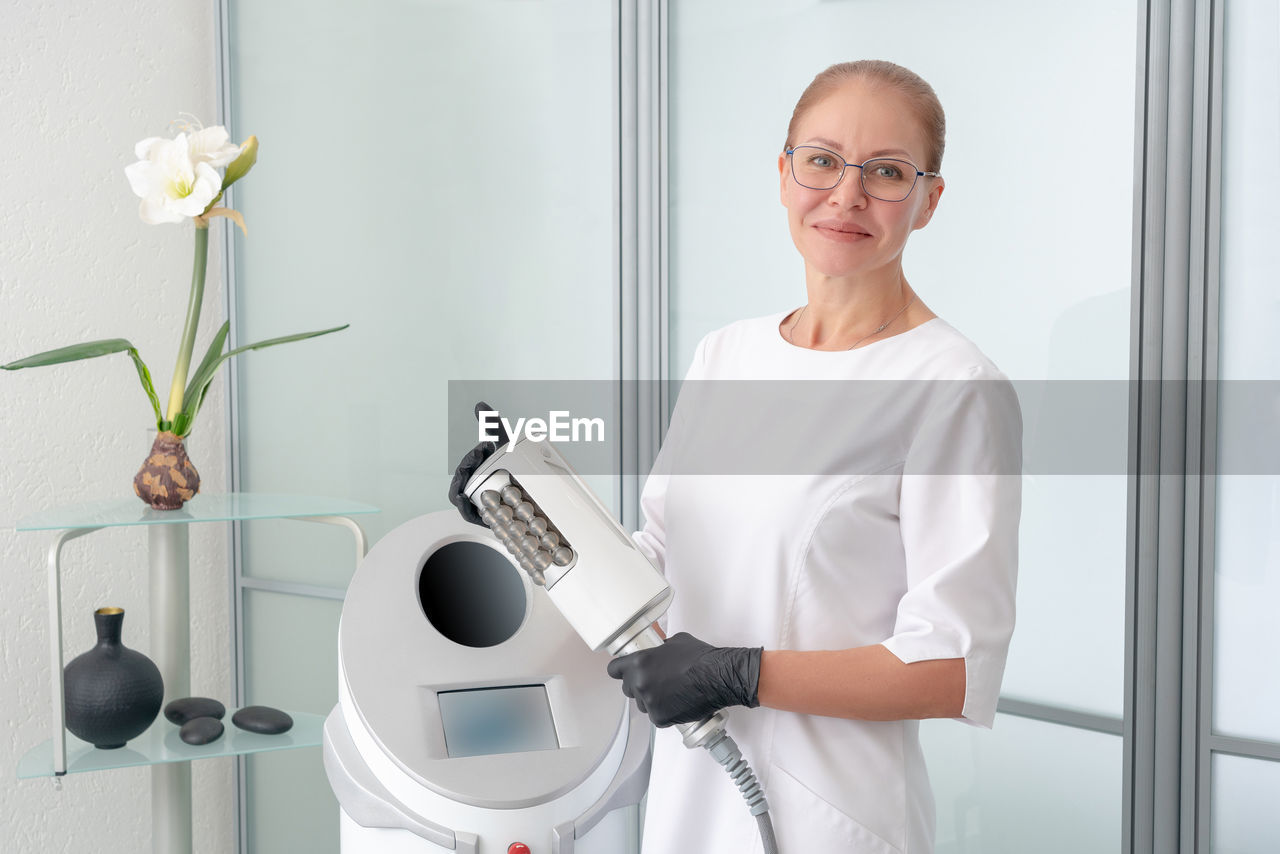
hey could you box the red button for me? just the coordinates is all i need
[508,845,531,854]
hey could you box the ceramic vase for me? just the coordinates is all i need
[64,607,164,749]
[133,430,200,510]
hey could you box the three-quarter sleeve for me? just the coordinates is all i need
[880,364,1023,728]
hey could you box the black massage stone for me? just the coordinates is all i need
[232,705,293,735]
[164,697,226,725]
[179,716,224,745]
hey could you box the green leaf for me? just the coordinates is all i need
[182,321,231,409]
[126,349,165,426]
[2,337,165,426]
[171,322,348,437]
[171,322,230,437]
[2,338,137,370]
[221,323,348,361]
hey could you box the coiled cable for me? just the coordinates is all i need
[702,730,778,854]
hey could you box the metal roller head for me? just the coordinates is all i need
[495,505,514,524]
[539,531,560,551]
[509,520,528,538]
[514,501,537,523]
[552,546,574,567]
[517,554,546,586]
[528,517,549,537]
[480,490,503,510]
[501,485,524,508]
[518,535,541,556]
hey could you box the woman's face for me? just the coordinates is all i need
[778,80,944,282]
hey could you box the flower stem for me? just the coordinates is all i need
[165,223,210,422]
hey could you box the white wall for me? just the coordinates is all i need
[0,2,233,852]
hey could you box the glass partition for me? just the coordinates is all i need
[242,591,343,851]
[1210,2,1280,848]
[227,1,617,849]
[921,715,1122,853]
[1215,0,1280,744]
[229,0,618,551]
[1211,754,1280,854]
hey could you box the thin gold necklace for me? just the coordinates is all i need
[787,294,917,350]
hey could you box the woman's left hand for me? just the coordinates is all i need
[606,632,762,727]
[447,400,508,526]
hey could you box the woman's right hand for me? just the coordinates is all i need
[446,401,509,527]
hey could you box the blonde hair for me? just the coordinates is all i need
[784,60,946,173]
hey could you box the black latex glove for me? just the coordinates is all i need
[447,401,510,527]
[606,631,762,727]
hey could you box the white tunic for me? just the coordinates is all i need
[631,311,1022,854]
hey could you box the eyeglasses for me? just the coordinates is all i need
[785,145,940,202]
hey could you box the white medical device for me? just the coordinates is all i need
[323,510,651,853]
[461,434,777,853]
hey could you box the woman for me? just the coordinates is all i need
[605,61,1022,853]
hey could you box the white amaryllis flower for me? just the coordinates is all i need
[185,125,242,168]
[125,130,238,225]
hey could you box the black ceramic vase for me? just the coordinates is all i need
[64,607,164,749]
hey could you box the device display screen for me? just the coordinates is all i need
[437,684,559,758]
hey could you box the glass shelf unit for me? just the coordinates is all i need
[16,492,379,531]
[18,710,327,779]
[15,491,377,854]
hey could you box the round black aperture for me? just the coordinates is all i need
[419,541,527,647]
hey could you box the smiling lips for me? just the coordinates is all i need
[811,219,872,241]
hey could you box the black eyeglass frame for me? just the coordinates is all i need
[785,145,941,201]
